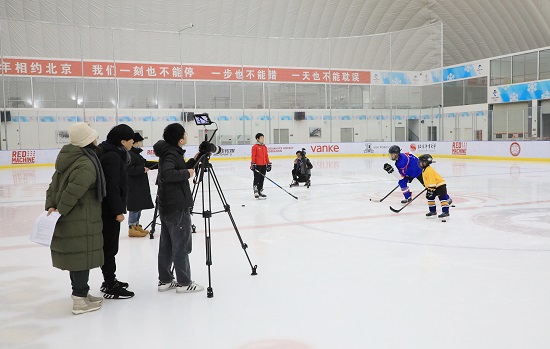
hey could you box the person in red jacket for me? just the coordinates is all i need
[250,133,271,199]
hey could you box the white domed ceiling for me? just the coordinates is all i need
[1,0,549,71]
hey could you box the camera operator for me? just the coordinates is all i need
[291,149,313,187]
[152,123,204,293]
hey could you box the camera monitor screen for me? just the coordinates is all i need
[194,113,212,126]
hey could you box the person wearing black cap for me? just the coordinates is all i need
[153,123,204,293]
[127,132,156,238]
[96,123,136,299]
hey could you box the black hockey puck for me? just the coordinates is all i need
[441,219,446,222]
[242,204,245,207]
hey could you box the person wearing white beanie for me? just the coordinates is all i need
[46,122,106,314]
[68,122,98,147]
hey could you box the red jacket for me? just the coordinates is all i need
[251,143,270,165]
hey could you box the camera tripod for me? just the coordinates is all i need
[144,195,196,239]
[192,153,258,298]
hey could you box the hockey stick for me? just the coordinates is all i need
[253,169,298,200]
[370,185,399,202]
[389,188,427,213]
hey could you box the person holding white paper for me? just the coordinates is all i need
[45,122,106,315]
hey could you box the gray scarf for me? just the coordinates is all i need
[82,147,107,202]
[118,146,131,165]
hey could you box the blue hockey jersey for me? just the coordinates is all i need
[395,152,422,179]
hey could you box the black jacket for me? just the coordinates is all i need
[127,147,155,212]
[153,140,197,212]
[294,157,313,175]
[97,141,129,217]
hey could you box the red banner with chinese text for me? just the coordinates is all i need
[1,57,370,84]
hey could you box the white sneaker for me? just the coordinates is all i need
[72,295,101,315]
[176,282,204,293]
[87,293,103,305]
[158,280,178,292]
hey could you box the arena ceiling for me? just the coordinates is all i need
[1,0,550,70]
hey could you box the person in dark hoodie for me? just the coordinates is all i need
[153,123,204,293]
[127,132,156,238]
[97,123,135,299]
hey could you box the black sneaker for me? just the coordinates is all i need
[100,279,129,292]
[438,212,450,219]
[103,282,135,299]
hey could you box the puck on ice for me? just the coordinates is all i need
[441,219,446,222]
[242,204,245,207]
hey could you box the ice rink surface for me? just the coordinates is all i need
[1,156,550,349]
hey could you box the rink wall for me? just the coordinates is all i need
[1,140,549,167]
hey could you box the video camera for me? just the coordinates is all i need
[194,113,222,155]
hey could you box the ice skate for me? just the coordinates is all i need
[401,197,412,204]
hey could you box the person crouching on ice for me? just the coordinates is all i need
[418,154,450,219]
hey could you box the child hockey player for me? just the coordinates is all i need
[250,133,271,199]
[418,154,451,219]
[383,145,424,203]
[290,149,313,188]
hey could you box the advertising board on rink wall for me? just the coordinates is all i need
[1,141,549,167]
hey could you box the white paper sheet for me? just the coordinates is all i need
[30,211,61,246]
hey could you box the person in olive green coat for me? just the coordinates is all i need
[46,122,106,315]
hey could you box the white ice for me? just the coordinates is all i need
[1,156,550,349]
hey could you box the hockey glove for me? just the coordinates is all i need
[383,163,394,174]
[266,163,272,172]
[250,163,256,171]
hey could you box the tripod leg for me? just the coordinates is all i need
[209,167,258,275]
[144,195,160,239]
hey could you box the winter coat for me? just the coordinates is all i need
[97,141,129,217]
[251,143,270,165]
[126,147,155,212]
[294,157,313,176]
[45,144,104,271]
[153,140,197,213]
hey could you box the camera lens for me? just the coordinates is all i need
[208,143,222,155]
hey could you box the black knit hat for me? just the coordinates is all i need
[163,123,186,146]
[255,133,264,140]
[106,124,134,145]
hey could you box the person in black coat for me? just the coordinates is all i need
[153,123,204,293]
[96,123,136,299]
[127,132,156,237]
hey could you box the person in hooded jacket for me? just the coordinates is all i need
[46,122,105,314]
[96,123,136,299]
[153,123,204,293]
[127,132,156,238]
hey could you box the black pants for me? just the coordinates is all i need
[292,169,310,182]
[70,270,90,297]
[101,216,120,284]
[253,165,266,190]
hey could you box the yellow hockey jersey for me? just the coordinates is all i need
[422,166,446,189]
